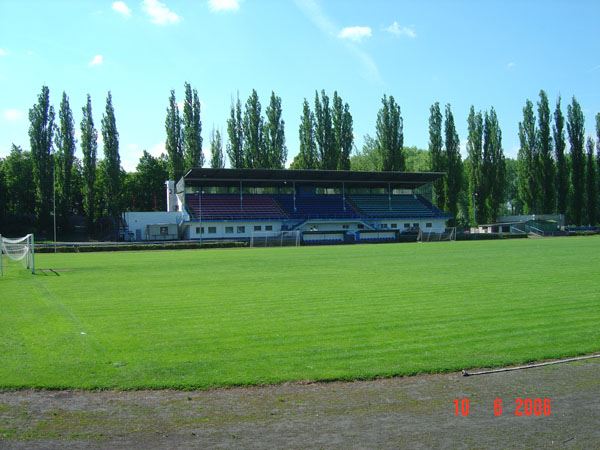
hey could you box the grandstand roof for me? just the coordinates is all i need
[183,168,444,189]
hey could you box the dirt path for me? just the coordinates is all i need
[1,358,599,449]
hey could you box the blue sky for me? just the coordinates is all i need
[1,0,599,171]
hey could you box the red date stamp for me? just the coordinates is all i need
[453,398,551,417]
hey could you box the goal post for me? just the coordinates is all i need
[416,227,456,243]
[0,234,35,275]
[249,230,301,248]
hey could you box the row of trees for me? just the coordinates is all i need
[517,91,600,225]
[2,85,600,237]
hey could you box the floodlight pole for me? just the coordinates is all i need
[53,162,57,253]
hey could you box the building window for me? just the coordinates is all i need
[195,227,201,234]
[381,223,388,228]
[208,226,216,234]
[413,223,419,228]
[357,224,364,229]
[391,223,397,229]
[159,226,168,235]
[225,226,234,234]
[237,226,245,233]
[254,225,262,231]
[265,225,273,231]
[342,224,349,229]
[426,223,432,228]
[404,223,410,228]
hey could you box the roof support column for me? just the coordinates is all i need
[342,182,346,211]
[293,181,296,212]
[240,180,243,210]
[388,183,392,210]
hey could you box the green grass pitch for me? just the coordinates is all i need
[1,237,599,389]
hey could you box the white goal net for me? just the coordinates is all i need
[417,227,456,243]
[0,234,35,275]
[250,230,301,248]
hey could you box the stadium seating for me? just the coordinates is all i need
[349,194,444,218]
[274,194,359,219]
[185,194,287,220]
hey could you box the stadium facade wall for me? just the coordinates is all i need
[123,211,185,241]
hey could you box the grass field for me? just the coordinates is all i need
[1,237,599,390]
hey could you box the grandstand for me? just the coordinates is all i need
[131,168,449,245]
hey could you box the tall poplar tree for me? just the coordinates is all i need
[567,97,585,225]
[428,102,445,209]
[182,82,203,170]
[55,92,76,229]
[210,128,225,169]
[101,91,121,228]
[226,94,244,168]
[517,100,539,214]
[263,91,287,168]
[314,90,335,170]
[331,92,353,170]
[486,108,506,222]
[444,104,462,225]
[297,99,318,169]
[165,90,183,179]
[597,113,600,218]
[586,137,597,225]
[537,90,555,213]
[553,97,568,216]
[242,89,265,168]
[376,94,404,171]
[81,94,98,230]
[28,85,55,231]
[467,106,485,224]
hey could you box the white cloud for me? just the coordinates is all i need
[112,1,132,17]
[89,54,104,66]
[0,48,7,57]
[506,61,516,70]
[208,0,240,12]
[3,109,23,121]
[385,21,416,38]
[295,0,381,83]
[142,0,181,25]
[149,142,166,157]
[338,26,372,42]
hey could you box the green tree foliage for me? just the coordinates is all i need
[28,85,55,231]
[483,108,506,222]
[517,99,539,214]
[567,97,585,225]
[597,114,600,219]
[182,82,203,170]
[226,95,244,169]
[264,91,287,168]
[376,95,404,171]
[332,92,353,170]
[314,90,335,169]
[2,145,36,216]
[55,91,76,229]
[467,106,485,224]
[428,102,445,209]
[585,137,597,225]
[553,97,568,215]
[296,99,319,169]
[70,158,85,216]
[131,151,169,211]
[444,104,462,225]
[101,91,121,224]
[504,157,522,215]
[210,128,225,169]
[537,90,555,213]
[350,135,381,171]
[165,90,183,179]
[243,89,265,168]
[404,146,431,172]
[81,94,98,230]
[0,159,6,221]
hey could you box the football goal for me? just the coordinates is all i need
[250,230,301,248]
[417,227,456,243]
[0,234,35,275]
